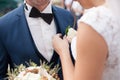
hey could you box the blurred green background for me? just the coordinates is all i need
[0,0,64,17]
[0,0,23,16]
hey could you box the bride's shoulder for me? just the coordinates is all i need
[77,5,114,27]
[81,6,113,19]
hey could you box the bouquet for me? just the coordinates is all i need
[7,61,60,80]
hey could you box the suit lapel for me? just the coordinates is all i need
[52,6,74,35]
[15,5,39,57]
[52,6,64,34]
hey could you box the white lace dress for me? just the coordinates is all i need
[71,5,120,80]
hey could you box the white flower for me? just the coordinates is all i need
[19,72,40,80]
[14,66,56,80]
[67,28,77,42]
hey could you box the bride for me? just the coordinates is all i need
[52,0,120,80]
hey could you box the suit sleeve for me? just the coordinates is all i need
[0,39,8,80]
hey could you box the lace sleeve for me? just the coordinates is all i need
[78,6,113,49]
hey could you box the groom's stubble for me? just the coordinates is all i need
[26,0,50,11]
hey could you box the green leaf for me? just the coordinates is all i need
[65,26,71,36]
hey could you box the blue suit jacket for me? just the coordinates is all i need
[0,4,74,79]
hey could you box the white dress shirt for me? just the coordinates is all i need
[24,2,57,62]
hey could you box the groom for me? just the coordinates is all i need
[0,0,74,79]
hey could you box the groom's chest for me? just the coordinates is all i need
[26,16,57,61]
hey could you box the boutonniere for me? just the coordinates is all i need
[65,25,77,42]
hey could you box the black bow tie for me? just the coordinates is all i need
[29,7,53,25]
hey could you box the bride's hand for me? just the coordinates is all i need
[52,34,70,56]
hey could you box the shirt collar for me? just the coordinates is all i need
[25,1,52,14]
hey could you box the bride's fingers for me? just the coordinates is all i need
[66,36,72,43]
[53,33,62,39]
[63,35,67,39]
[56,33,62,37]
[57,34,63,39]
[63,35,69,42]
[55,33,62,38]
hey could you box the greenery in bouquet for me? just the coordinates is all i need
[7,60,60,80]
